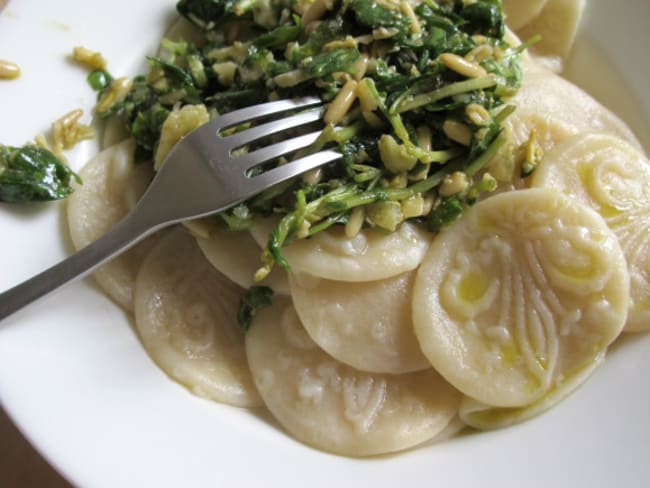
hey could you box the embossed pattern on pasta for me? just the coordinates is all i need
[531,133,650,332]
[245,297,461,457]
[289,270,430,374]
[134,229,262,407]
[412,188,629,408]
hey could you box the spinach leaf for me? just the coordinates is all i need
[427,196,463,231]
[206,86,268,113]
[0,144,79,203]
[176,0,236,29]
[146,56,203,104]
[290,18,345,62]
[460,0,504,38]
[348,0,410,39]
[253,15,301,49]
[129,103,171,159]
[237,286,274,333]
[303,48,361,78]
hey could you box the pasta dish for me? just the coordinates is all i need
[2,0,648,458]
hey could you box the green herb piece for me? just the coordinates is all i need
[289,18,345,62]
[427,196,463,232]
[253,16,301,49]
[176,0,237,29]
[303,48,361,78]
[87,69,112,91]
[0,144,80,203]
[237,286,274,333]
[460,0,504,38]
[348,0,411,40]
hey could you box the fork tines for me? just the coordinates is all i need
[212,96,323,134]
[213,97,341,184]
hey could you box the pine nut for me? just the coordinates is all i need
[72,46,107,70]
[439,52,487,78]
[465,103,491,126]
[345,207,365,237]
[0,59,20,79]
[443,120,473,146]
[302,0,331,26]
[324,79,358,125]
[400,1,421,33]
[465,44,493,63]
[439,171,469,197]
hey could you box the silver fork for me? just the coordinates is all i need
[0,96,339,321]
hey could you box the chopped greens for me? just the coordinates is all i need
[237,286,274,333]
[427,195,463,231]
[349,0,411,38]
[88,0,525,329]
[0,144,79,203]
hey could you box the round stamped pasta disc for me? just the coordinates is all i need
[196,224,290,295]
[289,271,430,374]
[251,217,433,282]
[503,0,549,30]
[531,133,650,332]
[517,0,585,59]
[412,188,629,408]
[134,228,262,407]
[511,60,642,151]
[67,138,157,311]
[245,297,461,457]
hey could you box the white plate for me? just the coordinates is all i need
[1,1,649,486]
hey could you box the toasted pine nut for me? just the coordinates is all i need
[345,206,365,237]
[439,52,488,78]
[302,0,331,26]
[52,108,94,154]
[273,69,311,88]
[302,167,323,186]
[373,27,399,40]
[351,53,369,81]
[400,1,421,33]
[443,120,473,146]
[0,59,20,79]
[96,77,133,113]
[439,171,469,197]
[471,34,489,45]
[59,108,84,126]
[357,78,378,112]
[422,195,435,216]
[465,103,491,126]
[465,44,493,63]
[324,79,358,125]
[72,46,107,70]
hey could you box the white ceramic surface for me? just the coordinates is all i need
[0,1,649,486]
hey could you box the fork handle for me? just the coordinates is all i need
[0,212,156,322]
